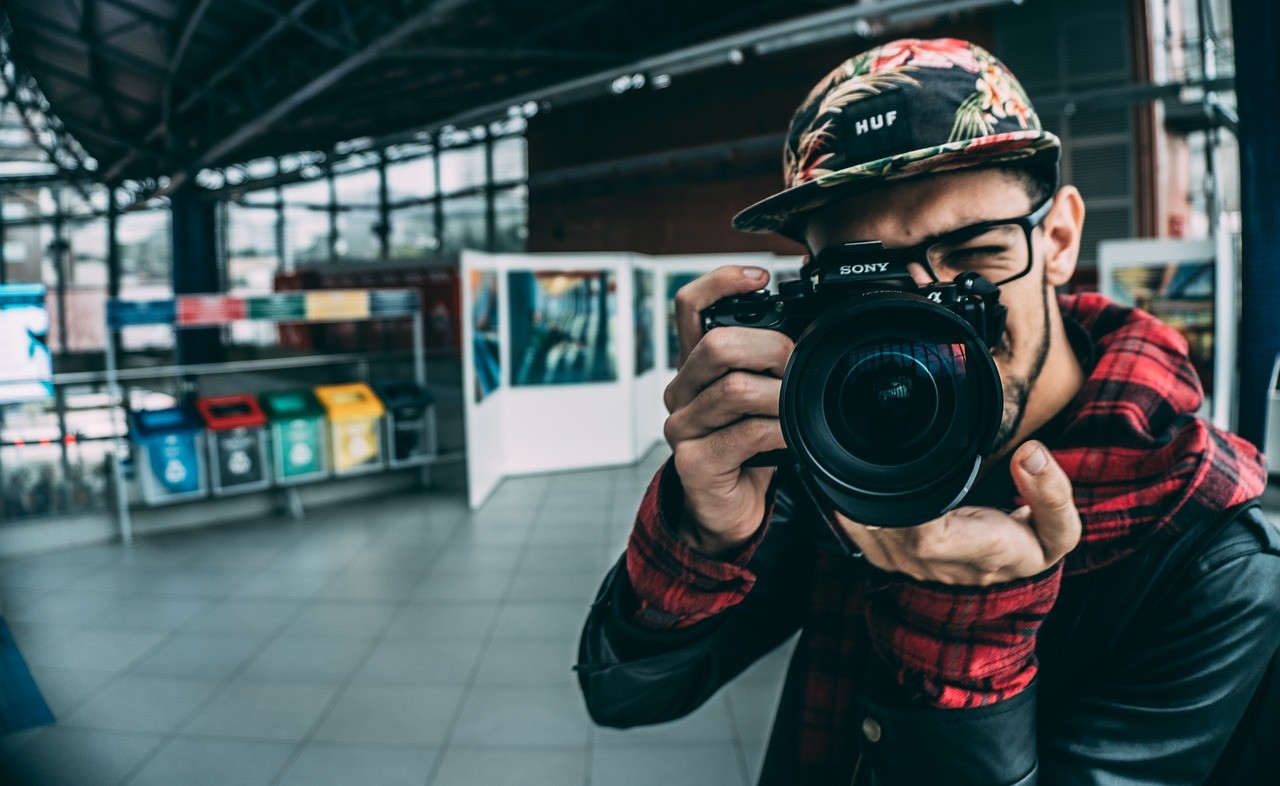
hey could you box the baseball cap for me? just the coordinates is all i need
[732,38,1061,241]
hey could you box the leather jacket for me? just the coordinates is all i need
[577,482,1280,785]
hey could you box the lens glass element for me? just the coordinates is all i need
[825,340,967,465]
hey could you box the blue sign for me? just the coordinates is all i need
[106,298,177,327]
[0,284,53,403]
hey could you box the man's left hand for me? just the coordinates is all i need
[837,440,1082,586]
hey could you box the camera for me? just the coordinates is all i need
[701,241,1008,529]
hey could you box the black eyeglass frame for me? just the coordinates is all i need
[810,195,1057,288]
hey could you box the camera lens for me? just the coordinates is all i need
[827,342,961,465]
[778,293,1002,527]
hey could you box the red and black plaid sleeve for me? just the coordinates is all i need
[863,561,1063,709]
[625,458,776,630]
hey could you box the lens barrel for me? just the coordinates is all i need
[779,292,1002,527]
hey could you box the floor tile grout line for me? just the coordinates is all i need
[722,690,756,786]
[420,480,565,786]
[105,505,425,786]
[110,573,348,785]
[262,507,475,786]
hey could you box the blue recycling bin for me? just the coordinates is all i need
[130,405,208,504]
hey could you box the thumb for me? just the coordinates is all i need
[1010,440,1081,563]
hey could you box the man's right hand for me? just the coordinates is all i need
[662,265,793,557]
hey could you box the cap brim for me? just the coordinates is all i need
[732,130,1061,241]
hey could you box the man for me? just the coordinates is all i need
[576,38,1280,784]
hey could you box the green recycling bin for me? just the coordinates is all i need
[259,389,330,484]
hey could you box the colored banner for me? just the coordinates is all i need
[177,295,246,326]
[105,299,177,328]
[305,290,370,321]
[246,293,306,321]
[368,289,419,316]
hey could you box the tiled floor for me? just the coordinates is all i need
[0,450,793,786]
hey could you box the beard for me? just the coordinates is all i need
[988,271,1052,456]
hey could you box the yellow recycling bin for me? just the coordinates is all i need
[314,383,386,476]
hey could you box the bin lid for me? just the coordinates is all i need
[314,382,385,419]
[130,404,205,437]
[372,380,435,408]
[259,389,326,421]
[196,394,267,430]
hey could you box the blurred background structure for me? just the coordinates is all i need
[0,0,1275,784]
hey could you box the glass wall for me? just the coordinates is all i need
[0,184,156,525]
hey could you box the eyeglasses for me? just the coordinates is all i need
[823,196,1055,288]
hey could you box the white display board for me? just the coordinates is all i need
[462,251,635,507]
[462,251,803,509]
[1098,236,1232,429]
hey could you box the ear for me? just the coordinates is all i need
[1041,185,1085,288]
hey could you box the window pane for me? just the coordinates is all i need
[65,217,108,353]
[226,203,278,293]
[334,207,381,261]
[492,136,526,182]
[226,203,280,346]
[390,204,440,258]
[334,168,380,207]
[281,177,330,207]
[441,194,487,255]
[116,208,173,351]
[439,146,485,194]
[388,156,436,202]
[494,185,527,253]
[284,206,330,266]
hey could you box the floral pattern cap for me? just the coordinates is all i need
[732,38,1061,240]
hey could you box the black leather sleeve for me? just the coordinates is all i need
[576,479,815,729]
[850,506,1280,786]
[1035,508,1280,786]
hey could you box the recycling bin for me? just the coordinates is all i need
[374,381,437,469]
[259,389,330,484]
[314,383,386,476]
[197,394,271,496]
[131,405,208,504]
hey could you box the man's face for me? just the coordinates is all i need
[802,168,1055,457]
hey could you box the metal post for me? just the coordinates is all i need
[327,166,338,261]
[484,136,496,252]
[377,152,390,260]
[433,149,444,258]
[412,310,427,389]
[275,184,287,273]
[0,194,7,285]
[104,324,133,541]
[1231,0,1280,448]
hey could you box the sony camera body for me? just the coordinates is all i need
[701,241,1008,530]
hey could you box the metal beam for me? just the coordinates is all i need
[195,0,479,169]
[221,0,352,53]
[102,0,326,182]
[385,45,616,62]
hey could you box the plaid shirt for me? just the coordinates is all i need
[625,293,1267,778]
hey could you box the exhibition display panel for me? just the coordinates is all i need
[463,251,636,508]
[461,251,795,509]
[1098,235,1236,428]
